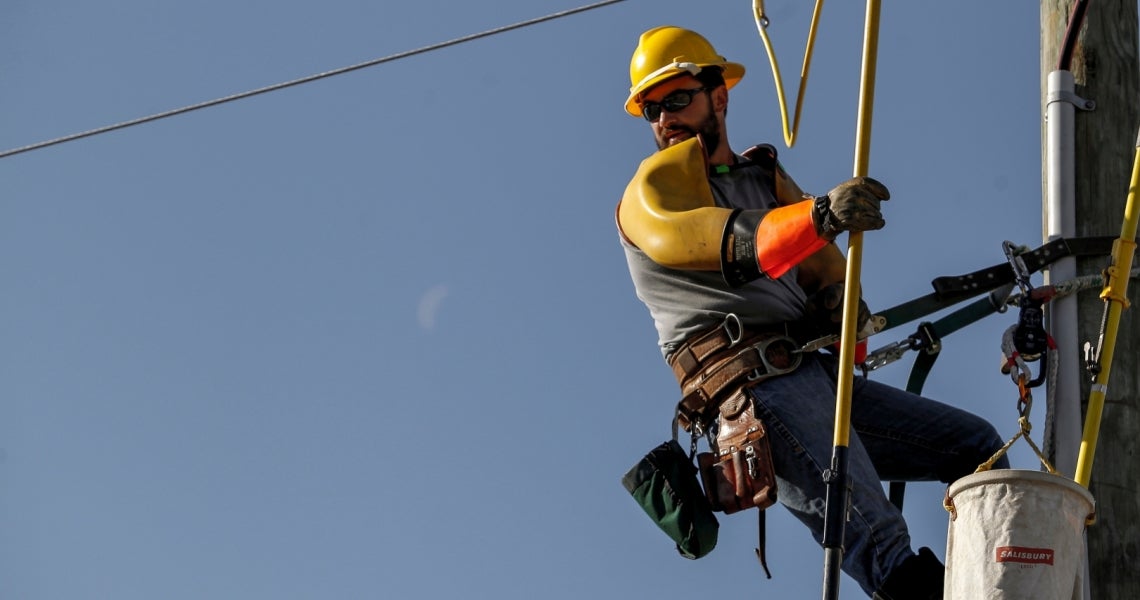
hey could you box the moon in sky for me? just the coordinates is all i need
[416,284,449,330]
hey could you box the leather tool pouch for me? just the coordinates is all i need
[697,390,778,514]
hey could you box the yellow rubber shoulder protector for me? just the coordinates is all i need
[618,137,730,270]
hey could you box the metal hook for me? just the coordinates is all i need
[752,0,770,28]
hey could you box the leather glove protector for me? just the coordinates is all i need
[812,176,890,240]
[803,282,871,337]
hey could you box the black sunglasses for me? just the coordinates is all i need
[641,87,707,122]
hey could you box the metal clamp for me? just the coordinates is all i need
[1046,89,1095,111]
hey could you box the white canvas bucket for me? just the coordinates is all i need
[943,469,1095,600]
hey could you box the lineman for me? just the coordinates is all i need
[616,25,1008,599]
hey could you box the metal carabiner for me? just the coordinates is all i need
[1004,348,1048,389]
[1016,374,1034,419]
[862,338,912,371]
[1026,347,1049,388]
[1003,240,1035,295]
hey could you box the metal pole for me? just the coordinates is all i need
[1044,68,1092,600]
[1045,69,1083,478]
[822,1,881,598]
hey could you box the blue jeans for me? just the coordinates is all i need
[747,352,1009,595]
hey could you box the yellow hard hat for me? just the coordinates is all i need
[625,26,746,117]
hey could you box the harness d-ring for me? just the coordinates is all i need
[722,313,745,347]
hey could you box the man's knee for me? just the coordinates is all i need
[939,422,1008,483]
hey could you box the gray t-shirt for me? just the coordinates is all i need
[620,156,808,360]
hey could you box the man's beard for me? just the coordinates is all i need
[656,105,720,156]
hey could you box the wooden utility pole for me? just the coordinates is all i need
[1041,1,1140,598]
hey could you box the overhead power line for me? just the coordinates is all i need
[0,0,628,160]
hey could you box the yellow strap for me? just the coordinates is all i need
[752,0,826,148]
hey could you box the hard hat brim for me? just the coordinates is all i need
[625,61,745,117]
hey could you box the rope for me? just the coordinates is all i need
[0,0,628,160]
[976,414,1057,475]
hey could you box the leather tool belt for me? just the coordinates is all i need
[668,314,803,433]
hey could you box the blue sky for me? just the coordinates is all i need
[0,2,1108,598]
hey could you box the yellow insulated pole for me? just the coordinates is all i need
[821,1,880,598]
[1073,132,1140,488]
[839,0,881,446]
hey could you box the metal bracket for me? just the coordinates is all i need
[1047,90,1096,111]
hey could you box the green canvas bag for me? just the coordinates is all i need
[622,439,719,559]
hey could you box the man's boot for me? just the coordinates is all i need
[872,547,944,600]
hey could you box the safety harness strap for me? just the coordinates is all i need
[877,236,1121,334]
[756,512,772,578]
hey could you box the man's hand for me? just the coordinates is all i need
[811,176,890,240]
[804,282,871,337]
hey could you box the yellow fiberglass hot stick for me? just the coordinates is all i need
[1074,131,1140,488]
[821,2,881,599]
[752,0,825,148]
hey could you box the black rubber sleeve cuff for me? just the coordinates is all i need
[720,209,765,288]
[811,194,838,240]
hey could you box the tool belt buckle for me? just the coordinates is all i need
[744,335,801,382]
